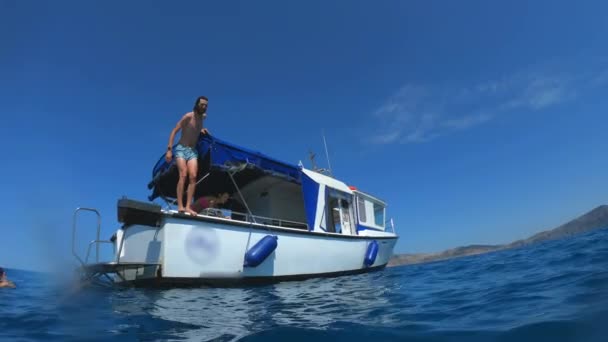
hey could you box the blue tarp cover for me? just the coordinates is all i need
[152,135,301,183]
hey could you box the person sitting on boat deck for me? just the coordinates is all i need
[0,267,16,289]
[165,96,210,216]
[191,192,231,215]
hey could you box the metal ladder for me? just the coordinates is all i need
[71,207,114,266]
[71,207,121,286]
[71,207,161,287]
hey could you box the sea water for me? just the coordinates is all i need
[1,227,607,341]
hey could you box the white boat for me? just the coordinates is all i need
[73,135,398,287]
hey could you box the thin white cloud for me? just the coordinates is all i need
[504,76,569,110]
[370,129,401,144]
[368,67,602,145]
[442,113,493,130]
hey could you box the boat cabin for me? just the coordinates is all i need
[148,135,390,236]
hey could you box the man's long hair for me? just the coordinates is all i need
[193,95,208,114]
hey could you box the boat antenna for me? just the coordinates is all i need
[308,150,318,171]
[322,129,333,176]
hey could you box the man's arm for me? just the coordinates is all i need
[201,113,209,135]
[0,281,15,288]
[168,115,188,149]
[166,114,188,162]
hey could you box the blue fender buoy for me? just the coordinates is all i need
[364,240,379,267]
[244,235,278,267]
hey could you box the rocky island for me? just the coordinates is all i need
[389,205,608,266]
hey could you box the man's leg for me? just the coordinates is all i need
[185,157,198,215]
[176,158,188,212]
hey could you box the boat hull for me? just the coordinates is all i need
[113,213,398,286]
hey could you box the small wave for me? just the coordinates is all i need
[2,227,608,341]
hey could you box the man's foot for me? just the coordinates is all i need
[186,207,198,216]
[177,207,186,214]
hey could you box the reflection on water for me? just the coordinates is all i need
[112,271,395,340]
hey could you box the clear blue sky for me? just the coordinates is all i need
[2,0,608,271]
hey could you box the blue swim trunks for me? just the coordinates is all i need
[174,144,198,161]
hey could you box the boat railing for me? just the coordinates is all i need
[386,218,396,234]
[200,208,309,230]
[247,213,309,230]
[72,207,113,266]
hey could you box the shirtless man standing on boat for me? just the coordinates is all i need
[165,96,210,215]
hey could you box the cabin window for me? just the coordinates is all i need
[355,193,386,230]
[326,197,341,233]
[325,191,355,234]
[357,196,367,223]
[373,202,385,227]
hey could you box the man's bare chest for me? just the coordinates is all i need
[184,116,202,130]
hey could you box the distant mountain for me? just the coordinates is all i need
[505,205,608,249]
[388,205,608,267]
